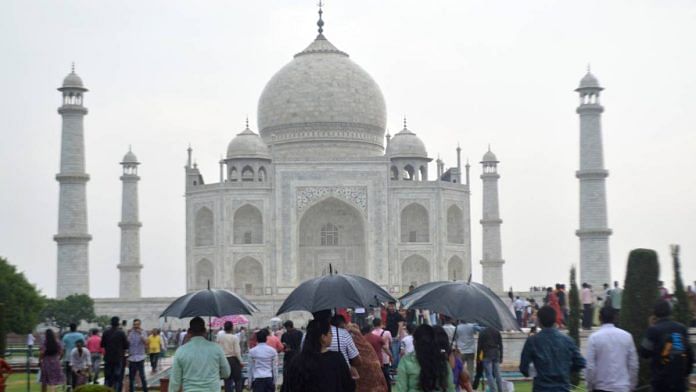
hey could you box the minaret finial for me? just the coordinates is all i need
[317,1,324,35]
[587,63,591,73]
[403,116,407,129]
[488,143,491,152]
[71,62,75,73]
[128,144,132,152]
[245,115,249,129]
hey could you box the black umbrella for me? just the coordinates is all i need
[160,287,259,319]
[399,280,519,331]
[276,273,396,315]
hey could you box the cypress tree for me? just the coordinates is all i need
[670,244,690,326]
[568,266,581,386]
[620,248,660,387]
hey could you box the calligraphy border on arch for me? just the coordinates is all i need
[296,186,368,214]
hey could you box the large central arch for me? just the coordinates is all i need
[298,197,366,281]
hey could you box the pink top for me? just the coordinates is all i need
[86,335,103,354]
[581,288,594,305]
[371,328,392,365]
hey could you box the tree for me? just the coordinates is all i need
[670,244,690,326]
[620,248,660,388]
[92,315,112,330]
[567,266,581,386]
[41,294,96,331]
[0,257,45,354]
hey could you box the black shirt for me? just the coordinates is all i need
[477,327,503,362]
[286,350,356,392]
[639,318,694,386]
[100,327,129,364]
[385,310,404,336]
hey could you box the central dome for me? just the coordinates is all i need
[257,34,387,159]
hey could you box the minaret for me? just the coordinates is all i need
[480,147,504,292]
[55,66,91,298]
[117,147,143,298]
[575,69,611,289]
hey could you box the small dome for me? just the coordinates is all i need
[387,127,428,159]
[61,71,86,90]
[482,149,498,163]
[577,71,602,90]
[121,149,139,164]
[226,127,271,160]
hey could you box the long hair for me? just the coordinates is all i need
[44,329,59,356]
[432,325,452,356]
[286,318,331,392]
[413,324,449,391]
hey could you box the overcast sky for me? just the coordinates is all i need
[1,1,694,298]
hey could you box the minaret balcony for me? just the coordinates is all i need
[54,233,92,243]
[575,228,612,237]
[575,169,608,179]
[576,104,604,114]
[56,173,90,182]
[58,106,88,115]
[118,222,142,229]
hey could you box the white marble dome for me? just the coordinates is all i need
[578,72,601,89]
[61,71,86,90]
[122,149,139,164]
[257,34,387,158]
[387,127,428,159]
[482,149,498,162]
[226,127,271,160]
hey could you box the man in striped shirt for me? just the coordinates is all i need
[329,314,361,368]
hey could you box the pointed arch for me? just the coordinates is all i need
[194,207,214,246]
[233,204,263,244]
[195,258,214,290]
[401,203,429,242]
[402,255,430,289]
[420,165,427,181]
[447,205,465,244]
[228,166,238,182]
[234,257,263,295]
[447,255,464,281]
[403,165,415,181]
[258,167,267,182]
[390,166,399,180]
[241,165,254,182]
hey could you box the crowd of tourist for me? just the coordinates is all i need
[16,279,696,392]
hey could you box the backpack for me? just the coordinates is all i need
[658,331,689,378]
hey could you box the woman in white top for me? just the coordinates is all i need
[69,339,92,387]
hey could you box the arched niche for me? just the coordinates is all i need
[400,203,429,243]
[194,207,214,246]
[233,204,263,244]
[447,205,465,244]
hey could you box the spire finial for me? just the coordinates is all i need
[317,1,324,34]
[128,144,132,152]
[587,63,591,73]
[71,62,75,73]
[488,143,491,152]
[245,115,249,129]
[403,116,407,130]
[457,143,461,151]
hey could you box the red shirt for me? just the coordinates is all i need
[86,335,104,354]
[364,332,383,359]
[266,334,284,352]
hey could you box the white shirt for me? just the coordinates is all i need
[328,326,359,364]
[585,324,638,392]
[400,335,414,354]
[70,347,92,370]
[443,324,456,345]
[248,342,278,381]
[27,334,35,346]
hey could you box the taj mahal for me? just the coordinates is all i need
[53,8,612,324]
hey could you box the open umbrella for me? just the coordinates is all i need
[210,315,250,328]
[399,280,519,331]
[160,287,259,319]
[276,273,395,315]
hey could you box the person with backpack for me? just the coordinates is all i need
[639,300,694,392]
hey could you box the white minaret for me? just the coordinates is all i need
[118,147,143,298]
[480,147,504,292]
[575,70,611,289]
[55,66,91,298]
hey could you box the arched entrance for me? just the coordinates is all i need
[298,197,366,281]
[401,255,430,290]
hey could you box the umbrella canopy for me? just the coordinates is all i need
[160,288,259,318]
[210,315,250,328]
[399,281,519,331]
[276,274,395,315]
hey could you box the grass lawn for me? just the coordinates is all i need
[4,373,41,392]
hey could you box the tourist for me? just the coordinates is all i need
[395,324,455,392]
[400,323,415,356]
[370,318,393,390]
[385,301,405,369]
[86,329,103,384]
[238,326,249,353]
[69,339,91,387]
[513,296,526,327]
[477,325,503,392]
[658,280,670,300]
[127,319,148,392]
[547,287,564,328]
[519,306,586,391]
[177,328,187,347]
[585,307,638,392]
[435,326,471,392]
[0,356,11,391]
[329,314,361,368]
[454,322,481,378]
[146,328,161,373]
[265,327,284,352]
[557,284,568,323]
[102,316,129,392]
[610,281,623,317]
[284,318,355,392]
[248,329,278,392]
[639,300,694,392]
[217,321,243,392]
[168,317,230,392]
[61,323,85,390]
[39,329,65,392]
[280,320,303,392]
[442,317,456,344]
[347,323,388,392]
[581,283,595,330]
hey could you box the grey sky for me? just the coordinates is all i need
[1,1,694,298]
